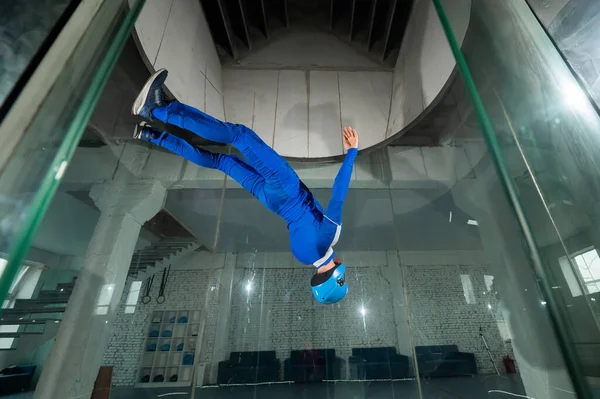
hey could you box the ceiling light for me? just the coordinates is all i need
[467,219,479,226]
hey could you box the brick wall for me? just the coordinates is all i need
[103,269,220,386]
[104,252,512,386]
[227,264,399,378]
[404,263,514,374]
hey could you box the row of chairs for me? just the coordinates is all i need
[217,345,477,385]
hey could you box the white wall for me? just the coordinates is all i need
[229,253,398,379]
[31,191,154,259]
[32,192,100,257]
[103,265,222,386]
[133,0,224,118]
[131,0,470,159]
[404,263,513,374]
[223,69,393,157]
[388,0,471,136]
[102,249,509,386]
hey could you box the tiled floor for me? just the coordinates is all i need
[108,375,526,399]
[12,374,600,398]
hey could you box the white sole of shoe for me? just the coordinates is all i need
[131,68,166,116]
[133,121,150,139]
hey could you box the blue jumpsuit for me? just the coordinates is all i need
[150,101,358,267]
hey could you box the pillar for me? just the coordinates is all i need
[207,253,241,384]
[381,251,412,357]
[35,180,166,399]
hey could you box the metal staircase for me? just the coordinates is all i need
[128,237,201,280]
[201,0,414,65]
[0,236,201,349]
[0,279,76,349]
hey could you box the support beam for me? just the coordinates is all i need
[381,251,413,357]
[381,0,399,61]
[238,0,252,47]
[207,254,242,384]
[34,180,166,399]
[201,0,236,57]
[367,0,387,50]
[349,0,358,40]
[224,0,251,49]
[329,0,335,30]
[283,0,289,27]
[351,0,376,42]
[249,0,269,38]
[383,0,413,60]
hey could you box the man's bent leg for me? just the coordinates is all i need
[150,131,221,168]
[151,101,298,190]
[232,124,300,195]
[150,132,265,196]
[151,101,237,144]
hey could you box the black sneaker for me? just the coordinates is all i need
[133,122,161,142]
[131,68,169,120]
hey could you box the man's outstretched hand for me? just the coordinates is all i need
[343,126,359,152]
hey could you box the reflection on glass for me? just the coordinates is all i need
[460,274,477,304]
[0,0,73,108]
[435,0,600,397]
[4,0,600,397]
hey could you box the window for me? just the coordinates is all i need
[484,275,495,292]
[559,248,600,296]
[124,281,142,314]
[0,257,42,349]
[95,284,115,315]
[460,274,476,304]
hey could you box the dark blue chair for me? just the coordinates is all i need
[415,345,477,377]
[218,351,280,385]
[284,349,342,382]
[349,347,410,380]
[0,365,36,395]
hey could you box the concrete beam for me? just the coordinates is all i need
[62,143,487,192]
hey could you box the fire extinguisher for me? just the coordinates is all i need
[503,355,516,373]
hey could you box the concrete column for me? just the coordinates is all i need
[35,180,166,399]
[381,251,412,357]
[207,253,242,384]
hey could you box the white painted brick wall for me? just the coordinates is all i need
[104,253,513,386]
[227,265,398,378]
[403,264,515,374]
[103,270,219,386]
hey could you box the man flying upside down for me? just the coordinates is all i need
[132,69,359,304]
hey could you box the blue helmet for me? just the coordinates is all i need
[310,264,348,304]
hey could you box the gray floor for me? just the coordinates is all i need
[108,375,526,399]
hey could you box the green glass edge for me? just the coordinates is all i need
[0,0,148,310]
[431,0,591,396]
